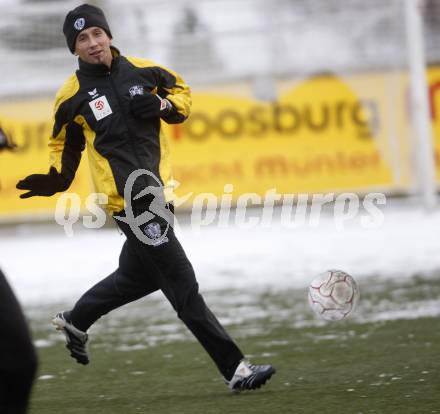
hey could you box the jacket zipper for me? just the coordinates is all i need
[107,71,144,171]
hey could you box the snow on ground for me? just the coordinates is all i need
[0,201,439,306]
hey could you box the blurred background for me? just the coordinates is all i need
[1,0,440,320]
[1,0,440,307]
[1,0,440,92]
[0,2,439,411]
[1,0,440,218]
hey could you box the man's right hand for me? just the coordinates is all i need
[129,93,172,120]
[16,167,69,198]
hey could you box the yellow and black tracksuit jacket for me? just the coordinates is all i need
[49,47,191,213]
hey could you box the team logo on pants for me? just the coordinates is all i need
[114,169,174,246]
[143,222,169,246]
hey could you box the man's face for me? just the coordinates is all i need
[74,26,113,67]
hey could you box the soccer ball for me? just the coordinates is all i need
[308,270,359,321]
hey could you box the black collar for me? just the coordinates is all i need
[77,46,121,77]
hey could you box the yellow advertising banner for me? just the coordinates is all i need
[163,74,402,199]
[427,70,440,182]
[0,68,439,217]
[0,99,92,217]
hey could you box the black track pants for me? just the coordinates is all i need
[0,270,38,414]
[70,213,244,380]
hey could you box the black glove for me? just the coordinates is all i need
[16,167,69,198]
[129,93,172,120]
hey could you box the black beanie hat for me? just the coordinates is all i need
[63,4,112,54]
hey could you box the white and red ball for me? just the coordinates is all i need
[308,270,359,321]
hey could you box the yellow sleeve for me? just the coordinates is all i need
[158,65,191,120]
[48,74,84,182]
[126,56,192,122]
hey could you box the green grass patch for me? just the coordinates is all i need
[28,275,440,413]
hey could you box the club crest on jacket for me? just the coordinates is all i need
[129,85,144,97]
